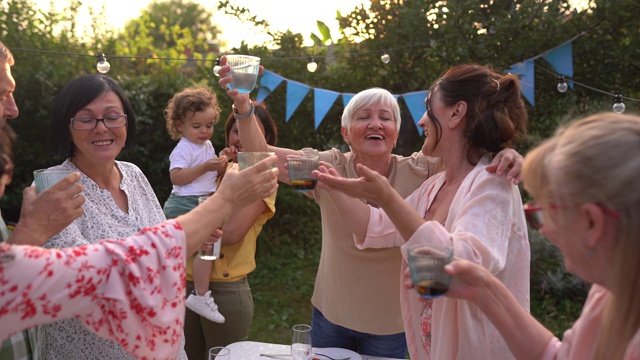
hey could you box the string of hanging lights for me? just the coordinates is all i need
[9,45,639,113]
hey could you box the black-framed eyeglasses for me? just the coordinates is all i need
[70,114,127,130]
[524,201,620,230]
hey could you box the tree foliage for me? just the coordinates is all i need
[1,0,638,210]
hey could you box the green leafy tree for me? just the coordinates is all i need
[0,0,104,211]
[115,0,220,75]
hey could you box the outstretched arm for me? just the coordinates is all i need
[178,156,279,255]
[315,162,425,241]
[443,260,554,360]
[217,57,299,185]
[404,259,554,359]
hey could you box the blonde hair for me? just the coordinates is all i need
[523,112,640,359]
[164,84,221,140]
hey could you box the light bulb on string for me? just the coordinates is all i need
[612,94,626,113]
[213,58,221,77]
[96,52,110,74]
[381,50,391,64]
[307,57,318,73]
[556,76,568,93]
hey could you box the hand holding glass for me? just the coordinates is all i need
[226,54,260,93]
[33,168,75,194]
[198,196,222,260]
[407,243,454,299]
[291,324,312,360]
[286,155,319,192]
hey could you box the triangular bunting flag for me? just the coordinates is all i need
[256,87,271,104]
[402,91,429,135]
[286,80,311,122]
[259,70,284,91]
[543,42,575,89]
[507,60,535,106]
[342,93,355,107]
[314,89,340,129]
[257,70,285,103]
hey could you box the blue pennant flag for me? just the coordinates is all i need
[257,70,285,103]
[286,80,311,122]
[507,60,535,106]
[260,70,284,91]
[256,87,270,104]
[402,91,429,135]
[543,42,575,89]
[314,89,340,129]
[342,93,356,108]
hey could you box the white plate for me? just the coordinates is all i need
[312,347,362,360]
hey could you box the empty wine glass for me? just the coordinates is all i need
[291,324,312,360]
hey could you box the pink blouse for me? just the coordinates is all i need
[542,284,640,359]
[358,157,530,360]
[0,220,187,360]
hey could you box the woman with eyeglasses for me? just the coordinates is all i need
[315,64,530,359]
[37,74,190,359]
[424,112,640,359]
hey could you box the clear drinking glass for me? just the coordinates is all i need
[198,195,222,260]
[237,151,275,170]
[226,54,260,93]
[291,324,312,360]
[286,155,319,192]
[33,168,74,194]
[407,243,454,299]
[209,346,230,360]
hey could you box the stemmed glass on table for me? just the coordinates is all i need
[292,324,312,360]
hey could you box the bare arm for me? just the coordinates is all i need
[169,156,228,186]
[176,156,278,255]
[430,259,555,359]
[9,173,85,245]
[315,162,425,241]
[217,57,301,185]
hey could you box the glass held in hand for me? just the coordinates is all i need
[291,324,312,360]
[237,151,275,170]
[407,243,454,299]
[33,168,75,194]
[198,196,222,260]
[286,155,320,192]
[226,54,260,93]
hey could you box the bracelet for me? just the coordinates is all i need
[232,102,255,120]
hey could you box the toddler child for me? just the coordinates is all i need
[162,85,229,323]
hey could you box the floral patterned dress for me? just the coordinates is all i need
[0,220,187,360]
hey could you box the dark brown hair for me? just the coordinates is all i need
[428,63,528,164]
[224,101,278,146]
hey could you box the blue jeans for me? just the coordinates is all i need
[311,307,407,358]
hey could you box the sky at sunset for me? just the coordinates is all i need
[31,0,371,51]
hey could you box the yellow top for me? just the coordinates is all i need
[185,189,276,283]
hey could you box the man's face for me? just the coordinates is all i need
[0,61,19,128]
